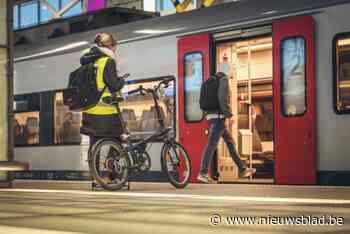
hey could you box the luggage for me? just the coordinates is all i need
[63,63,105,111]
[199,74,221,112]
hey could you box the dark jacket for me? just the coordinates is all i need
[80,46,126,137]
[80,46,125,93]
[206,74,233,118]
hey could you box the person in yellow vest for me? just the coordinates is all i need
[80,33,126,148]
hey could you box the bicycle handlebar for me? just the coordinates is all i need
[127,77,174,97]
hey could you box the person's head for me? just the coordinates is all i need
[94,33,117,52]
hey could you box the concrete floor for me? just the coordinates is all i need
[0,181,349,234]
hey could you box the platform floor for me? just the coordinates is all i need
[0,180,349,234]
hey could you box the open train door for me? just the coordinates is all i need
[178,34,211,182]
[273,16,316,185]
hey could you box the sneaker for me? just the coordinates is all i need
[197,174,211,183]
[239,168,256,178]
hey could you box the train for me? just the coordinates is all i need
[13,0,350,185]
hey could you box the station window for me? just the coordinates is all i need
[14,112,40,146]
[13,0,83,30]
[54,92,82,144]
[281,37,307,116]
[120,79,175,138]
[183,52,204,122]
[62,0,82,18]
[156,0,197,12]
[40,0,59,23]
[13,5,19,30]
[156,0,175,11]
[334,33,350,114]
[20,1,39,28]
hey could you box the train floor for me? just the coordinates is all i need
[0,180,349,234]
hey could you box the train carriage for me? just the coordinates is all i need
[13,0,350,185]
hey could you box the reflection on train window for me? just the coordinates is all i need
[335,36,350,113]
[184,52,204,122]
[14,112,40,146]
[281,37,306,116]
[120,79,175,138]
[54,92,82,144]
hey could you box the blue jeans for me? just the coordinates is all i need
[199,118,246,175]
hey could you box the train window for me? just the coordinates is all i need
[14,112,40,146]
[54,92,82,144]
[184,52,204,122]
[334,34,350,113]
[281,37,307,116]
[120,79,175,138]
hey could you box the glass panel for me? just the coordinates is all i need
[40,0,59,23]
[14,112,40,146]
[162,0,175,11]
[120,79,175,138]
[0,0,7,45]
[54,92,82,144]
[281,37,306,116]
[13,5,19,30]
[335,37,350,113]
[184,53,203,122]
[20,1,39,28]
[62,0,82,18]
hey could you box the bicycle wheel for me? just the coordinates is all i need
[161,142,191,189]
[90,139,129,191]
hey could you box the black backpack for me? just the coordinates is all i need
[199,75,221,112]
[63,63,105,111]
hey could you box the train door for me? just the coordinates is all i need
[216,34,274,183]
[273,16,316,185]
[178,34,211,182]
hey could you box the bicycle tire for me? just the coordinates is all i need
[161,141,192,189]
[90,139,129,191]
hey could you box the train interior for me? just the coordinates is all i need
[215,36,274,182]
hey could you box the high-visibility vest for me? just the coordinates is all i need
[83,57,118,115]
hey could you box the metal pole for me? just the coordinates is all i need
[247,42,253,179]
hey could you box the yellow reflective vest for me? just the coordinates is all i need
[83,57,118,115]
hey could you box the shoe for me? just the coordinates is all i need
[239,168,256,178]
[197,174,211,183]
